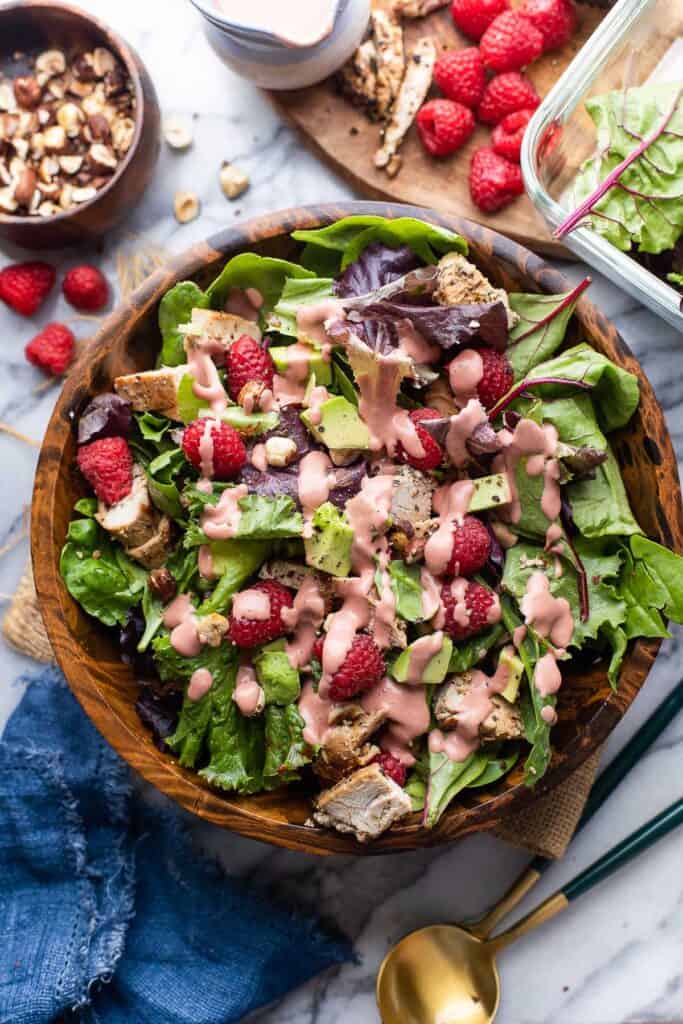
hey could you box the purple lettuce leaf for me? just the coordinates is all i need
[136,688,182,752]
[240,463,301,505]
[78,392,132,444]
[328,459,367,508]
[257,405,315,460]
[352,300,509,352]
[335,243,421,299]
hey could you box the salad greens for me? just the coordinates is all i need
[61,213,683,843]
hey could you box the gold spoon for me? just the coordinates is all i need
[377,796,683,1024]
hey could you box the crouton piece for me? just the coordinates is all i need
[312,763,412,841]
[95,465,157,549]
[391,465,436,525]
[125,515,173,570]
[434,673,525,742]
[314,704,387,785]
[434,253,518,329]
[114,365,186,421]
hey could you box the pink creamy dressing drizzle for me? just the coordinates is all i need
[352,346,425,457]
[306,385,330,426]
[233,662,264,716]
[299,679,333,745]
[163,593,201,657]
[424,480,475,576]
[491,520,518,549]
[396,319,440,364]
[493,419,560,525]
[534,652,563,698]
[188,668,213,702]
[319,574,372,699]
[373,554,397,651]
[282,575,326,669]
[223,286,262,322]
[444,399,488,467]
[198,545,214,580]
[250,443,268,472]
[429,660,511,763]
[201,483,248,540]
[198,418,215,480]
[521,572,574,648]
[361,677,430,766]
[296,298,345,348]
[298,451,336,537]
[272,342,322,406]
[403,631,444,685]
[448,349,484,407]
[420,567,442,621]
[186,339,229,414]
[512,624,527,649]
[232,588,271,621]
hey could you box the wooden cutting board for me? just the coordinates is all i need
[270,2,606,256]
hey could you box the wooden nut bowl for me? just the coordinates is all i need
[32,201,683,855]
[0,1,160,250]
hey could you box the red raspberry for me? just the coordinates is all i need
[62,265,109,312]
[416,99,475,157]
[476,348,513,409]
[480,11,544,73]
[451,0,509,40]
[397,408,443,471]
[447,516,492,576]
[433,49,486,109]
[25,322,75,376]
[491,108,535,163]
[373,753,407,787]
[469,147,524,213]
[77,436,133,505]
[312,635,324,662]
[0,261,55,316]
[229,581,294,648]
[441,580,499,641]
[226,335,275,402]
[478,72,540,125]
[521,0,577,50]
[327,634,386,702]
[182,418,246,480]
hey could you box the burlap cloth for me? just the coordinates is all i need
[3,564,599,859]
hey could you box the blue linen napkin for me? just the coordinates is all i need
[0,669,352,1024]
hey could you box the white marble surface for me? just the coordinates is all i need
[1,2,682,1022]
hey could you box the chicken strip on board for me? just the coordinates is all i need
[371,8,405,121]
[393,0,449,16]
[375,36,436,178]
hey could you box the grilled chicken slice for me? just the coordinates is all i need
[125,515,173,569]
[434,253,518,329]
[314,703,387,785]
[371,9,405,121]
[393,0,450,16]
[312,763,412,841]
[434,674,525,742]
[95,465,158,550]
[375,36,436,177]
[338,38,379,119]
[114,365,187,421]
[179,308,261,357]
[391,465,436,525]
[257,560,335,607]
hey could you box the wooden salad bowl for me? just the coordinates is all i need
[31,201,683,855]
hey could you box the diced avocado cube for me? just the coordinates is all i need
[300,396,370,451]
[270,345,333,387]
[304,501,353,577]
[220,407,280,435]
[499,647,524,703]
[391,635,453,685]
[177,373,209,423]
[253,639,300,705]
[468,472,512,513]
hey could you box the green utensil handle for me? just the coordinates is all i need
[563,796,683,901]
[530,677,683,876]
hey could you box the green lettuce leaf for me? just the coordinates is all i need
[263,704,312,784]
[332,352,360,407]
[177,373,210,423]
[138,583,164,653]
[668,272,683,287]
[467,750,519,788]
[602,622,628,689]
[158,281,210,367]
[570,81,683,255]
[254,640,300,705]
[405,746,429,812]
[630,535,683,623]
[423,750,490,828]
[197,539,270,615]
[508,287,584,379]
[185,493,303,548]
[199,669,267,794]
[383,560,426,623]
[268,276,335,336]
[60,515,145,627]
[292,215,467,273]
[205,253,316,312]
[146,447,186,521]
[448,623,507,673]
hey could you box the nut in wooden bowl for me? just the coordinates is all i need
[31,201,683,855]
[0,1,160,249]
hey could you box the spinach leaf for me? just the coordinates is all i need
[565,81,683,255]
[508,279,589,380]
[423,750,489,828]
[254,640,301,705]
[292,215,467,272]
[467,750,519,788]
[263,704,312,784]
[197,539,270,615]
[448,623,506,673]
[405,745,429,812]
[158,281,210,367]
[268,276,336,336]
[602,622,628,690]
[138,583,164,653]
[146,447,186,521]
[630,535,683,623]
[60,515,145,627]
[383,560,426,623]
[528,344,640,432]
[205,253,315,313]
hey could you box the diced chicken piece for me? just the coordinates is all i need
[369,601,408,649]
[434,674,525,742]
[95,465,158,549]
[338,38,379,120]
[314,703,387,785]
[434,253,518,329]
[371,9,405,121]
[393,0,449,15]
[114,364,186,421]
[312,763,412,842]
[391,465,436,525]
[375,36,436,178]
[258,561,335,606]
[125,515,172,569]
[179,308,261,355]
[389,517,437,563]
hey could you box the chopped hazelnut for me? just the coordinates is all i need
[0,187,17,213]
[0,113,18,141]
[58,154,83,175]
[164,115,193,150]
[73,52,97,82]
[17,111,40,136]
[12,138,29,161]
[87,112,111,142]
[35,50,67,79]
[264,436,298,467]
[30,132,44,160]
[174,190,200,224]
[68,78,94,99]
[13,167,37,207]
[56,102,84,137]
[39,155,59,182]
[47,76,66,100]
[219,161,249,200]
[72,185,97,203]
[237,379,265,412]
[103,67,127,98]
[13,76,42,109]
[37,200,61,217]
[37,180,60,199]
[148,567,177,603]
[196,613,229,648]
[88,142,117,173]
[59,184,75,209]
[111,116,135,153]
[0,83,17,113]
[91,48,117,77]
[43,124,67,152]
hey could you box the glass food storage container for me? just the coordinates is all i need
[522,0,683,332]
